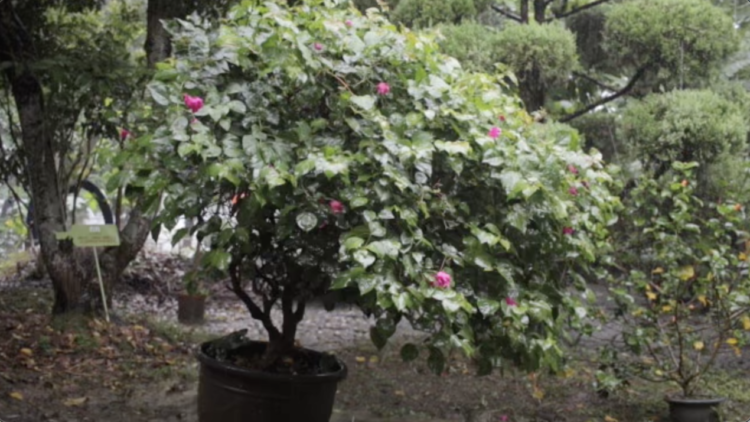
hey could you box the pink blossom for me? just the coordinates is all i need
[345,20,353,27]
[568,165,578,175]
[120,128,130,140]
[183,94,204,113]
[191,118,198,124]
[563,227,575,235]
[505,297,517,307]
[569,186,579,196]
[329,200,344,214]
[313,42,323,51]
[434,271,452,289]
[499,416,509,422]
[488,127,501,139]
[376,82,390,95]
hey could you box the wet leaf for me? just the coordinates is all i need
[19,348,33,357]
[63,397,88,407]
[9,391,23,400]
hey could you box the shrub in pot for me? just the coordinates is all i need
[121,0,619,420]
[177,269,207,325]
[601,162,750,422]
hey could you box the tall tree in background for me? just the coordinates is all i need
[0,0,233,315]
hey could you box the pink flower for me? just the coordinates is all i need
[329,200,344,214]
[120,128,130,140]
[568,165,578,175]
[191,118,198,124]
[505,297,517,307]
[499,416,509,422]
[563,227,575,235]
[183,94,204,113]
[498,115,506,122]
[313,42,323,51]
[569,186,579,196]
[488,127,501,139]
[377,82,390,95]
[345,20,353,27]
[434,271,452,289]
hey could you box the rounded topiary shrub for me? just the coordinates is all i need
[435,22,499,73]
[391,0,476,28]
[620,90,747,171]
[605,0,738,89]
[492,22,578,110]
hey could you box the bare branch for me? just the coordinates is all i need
[229,257,281,339]
[559,66,648,123]
[491,4,523,22]
[549,0,611,20]
[571,71,618,92]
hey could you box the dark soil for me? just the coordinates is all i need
[206,341,343,375]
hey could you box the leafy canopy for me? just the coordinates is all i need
[124,0,620,373]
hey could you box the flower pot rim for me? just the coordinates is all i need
[664,395,726,405]
[178,292,208,299]
[196,339,347,383]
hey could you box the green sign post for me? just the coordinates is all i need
[56,224,121,322]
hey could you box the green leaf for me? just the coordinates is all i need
[400,343,419,362]
[343,236,365,250]
[296,212,318,232]
[147,82,170,106]
[477,298,501,316]
[204,250,231,271]
[366,239,400,258]
[350,95,376,111]
[354,250,376,268]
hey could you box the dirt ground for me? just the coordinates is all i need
[3,257,750,422]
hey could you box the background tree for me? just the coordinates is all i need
[0,0,234,315]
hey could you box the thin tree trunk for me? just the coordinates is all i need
[519,66,546,112]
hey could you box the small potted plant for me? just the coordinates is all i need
[123,1,619,421]
[177,247,207,325]
[602,162,750,422]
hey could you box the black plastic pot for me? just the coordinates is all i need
[665,396,726,422]
[177,294,206,325]
[196,340,347,422]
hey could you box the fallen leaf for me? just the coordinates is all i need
[394,390,405,396]
[9,391,23,400]
[63,397,88,407]
[604,416,619,422]
[19,348,33,357]
[645,292,657,301]
[740,252,748,262]
[693,341,704,351]
[662,305,672,313]
[726,338,739,346]
[697,295,708,306]
[368,356,378,364]
[355,356,366,363]
[651,267,664,275]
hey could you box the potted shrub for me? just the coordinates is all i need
[602,162,750,422]
[120,1,619,421]
[176,244,208,324]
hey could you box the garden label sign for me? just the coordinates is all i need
[55,224,121,322]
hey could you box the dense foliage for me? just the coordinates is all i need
[620,90,747,175]
[602,163,750,397]
[120,0,620,372]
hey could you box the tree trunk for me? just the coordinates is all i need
[0,1,157,316]
[145,0,185,67]
[519,65,546,112]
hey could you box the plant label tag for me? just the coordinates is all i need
[55,224,121,247]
